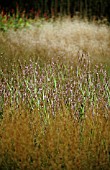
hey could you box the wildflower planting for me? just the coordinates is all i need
[0,14,110,170]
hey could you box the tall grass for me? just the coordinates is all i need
[0,17,110,67]
[0,106,110,170]
[0,17,110,169]
[0,55,110,116]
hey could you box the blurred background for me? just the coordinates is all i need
[0,0,110,21]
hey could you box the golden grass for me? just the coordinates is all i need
[0,18,110,67]
[0,105,110,170]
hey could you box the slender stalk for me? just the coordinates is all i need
[67,0,70,16]
[55,0,58,17]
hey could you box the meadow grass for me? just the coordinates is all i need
[0,17,110,169]
[0,106,110,170]
[0,17,110,67]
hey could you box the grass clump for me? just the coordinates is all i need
[1,54,110,117]
[0,17,110,68]
[0,106,110,170]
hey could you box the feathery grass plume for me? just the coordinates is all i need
[0,17,110,68]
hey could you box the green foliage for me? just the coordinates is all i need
[0,13,31,31]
